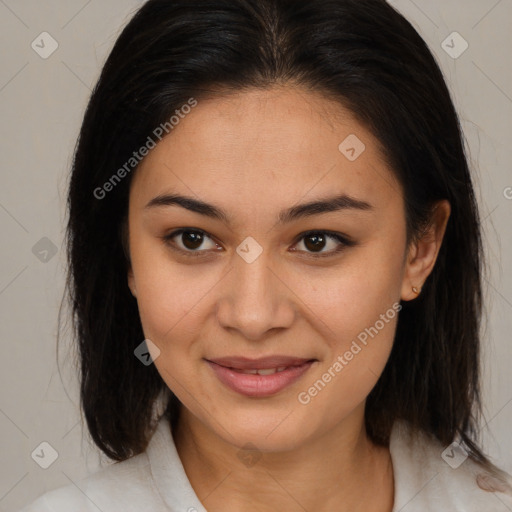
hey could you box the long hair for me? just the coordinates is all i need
[62,0,495,472]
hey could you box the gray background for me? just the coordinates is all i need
[0,1,511,510]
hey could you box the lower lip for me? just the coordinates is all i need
[206,360,315,397]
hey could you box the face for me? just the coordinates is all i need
[126,86,440,452]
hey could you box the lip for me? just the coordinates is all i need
[205,356,316,397]
[207,355,313,370]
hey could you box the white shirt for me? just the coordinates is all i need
[19,415,512,512]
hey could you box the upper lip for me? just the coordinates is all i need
[206,356,315,370]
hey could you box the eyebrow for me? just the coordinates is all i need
[144,192,374,225]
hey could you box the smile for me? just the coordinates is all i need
[230,367,289,375]
[205,356,317,397]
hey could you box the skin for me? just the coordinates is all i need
[126,85,450,512]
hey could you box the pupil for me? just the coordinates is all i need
[305,234,325,252]
[183,231,203,250]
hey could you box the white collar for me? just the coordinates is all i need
[146,415,512,511]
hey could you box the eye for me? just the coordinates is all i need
[162,228,355,259]
[163,228,221,257]
[291,230,355,258]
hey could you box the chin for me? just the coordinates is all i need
[209,405,315,453]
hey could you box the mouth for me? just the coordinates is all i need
[205,356,317,397]
[226,367,293,375]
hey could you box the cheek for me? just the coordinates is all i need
[129,238,191,336]
[297,304,398,422]
[295,244,404,340]
[132,260,214,394]
[135,265,209,343]
[290,238,403,407]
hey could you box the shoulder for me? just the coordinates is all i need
[18,451,166,512]
[390,419,512,512]
[18,414,207,512]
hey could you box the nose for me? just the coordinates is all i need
[215,247,296,341]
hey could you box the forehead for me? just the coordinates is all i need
[129,86,403,219]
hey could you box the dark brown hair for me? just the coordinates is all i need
[61,0,500,475]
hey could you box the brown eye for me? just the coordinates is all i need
[292,231,355,258]
[163,229,221,256]
[303,233,327,252]
[181,230,204,250]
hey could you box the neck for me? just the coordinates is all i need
[172,404,394,512]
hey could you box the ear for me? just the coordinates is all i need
[127,266,137,298]
[401,200,451,301]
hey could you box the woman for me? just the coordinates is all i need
[20,0,512,510]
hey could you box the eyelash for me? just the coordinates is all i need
[162,228,356,259]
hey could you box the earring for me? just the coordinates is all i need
[412,286,421,295]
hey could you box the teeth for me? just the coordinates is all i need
[236,366,289,375]
[257,368,278,375]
